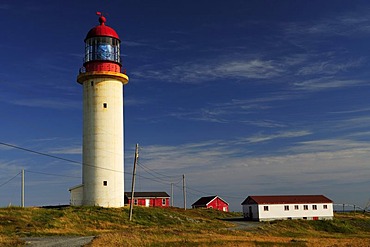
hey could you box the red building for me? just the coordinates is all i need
[124,192,170,207]
[192,195,229,212]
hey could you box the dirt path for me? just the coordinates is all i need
[222,217,261,230]
[22,236,94,247]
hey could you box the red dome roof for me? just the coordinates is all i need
[85,15,120,41]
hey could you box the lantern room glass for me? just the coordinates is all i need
[85,37,120,64]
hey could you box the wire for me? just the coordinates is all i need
[0,172,21,188]
[137,162,180,183]
[0,141,242,202]
[0,142,81,165]
[137,160,180,179]
[133,172,172,186]
[0,141,124,174]
[26,170,81,179]
[0,141,178,186]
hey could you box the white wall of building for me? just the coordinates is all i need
[69,185,83,206]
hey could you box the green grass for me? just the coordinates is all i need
[0,207,369,246]
[0,206,237,237]
[254,212,370,239]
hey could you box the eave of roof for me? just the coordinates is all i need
[192,195,229,206]
[124,192,170,198]
[241,195,333,205]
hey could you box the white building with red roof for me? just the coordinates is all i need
[241,195,333,221]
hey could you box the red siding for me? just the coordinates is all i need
[207,198,229,212]
[127,198,169,208]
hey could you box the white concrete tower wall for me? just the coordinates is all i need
[82,77,124,207]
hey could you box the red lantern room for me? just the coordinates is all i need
[83,12,122,73]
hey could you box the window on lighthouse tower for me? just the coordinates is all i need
[84,37,120,64]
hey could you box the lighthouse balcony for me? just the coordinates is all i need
[77,66,129,85]
[79,62,127,75]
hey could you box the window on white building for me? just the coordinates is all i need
[264,206,269,211]
[303,205,308,210]
[294,205,299,210]
[284,205,289,211]
[323,205,328,209]
[312,205,317,210]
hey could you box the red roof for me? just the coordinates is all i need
[124,192,170,198]
[85,15,120,40]
[241,195,333,205]
[192,195,229,206]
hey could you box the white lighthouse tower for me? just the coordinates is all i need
[70,13,128,207]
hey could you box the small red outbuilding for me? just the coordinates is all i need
[192,195,229,212]
[124,192,170,208]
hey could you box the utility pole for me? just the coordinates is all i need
[182,174,186,210]
[21,169,25,208]
[129,144,139,221]
[171,183,174,207]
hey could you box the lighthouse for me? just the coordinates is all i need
[69,13,128,207]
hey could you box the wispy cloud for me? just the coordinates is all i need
[5,98,80,110]
[283,10,370,37]
[293,77,365,91]
[138,130,311,172]
[290,138,370,153]
[49,147,82,155]
[132,50,365,94]
[330,107,370,114]
[133,133,370,208]
[297,58,364,76]
[121,40,148,47]
[166,93,298,124]
[0,161,26,175]
[333,116,370,130]
[240,120,287,128]
[132,58,285,84]
[245,130,311,143]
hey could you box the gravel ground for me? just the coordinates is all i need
[22,236,95,247]
[223,217,261,230]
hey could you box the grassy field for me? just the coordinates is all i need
[0,206,369,246]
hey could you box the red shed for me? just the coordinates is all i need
[124,192,170,208]
[192,195,229,212]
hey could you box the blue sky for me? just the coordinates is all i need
[1,0,370,211]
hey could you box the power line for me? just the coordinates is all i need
[185,185,242,199]
[0,141,183,187]
[137,160,180,179]
[133,171,173,186]
[0,141,124,174]
[0,141,243,202]
[0,172,21,188]
[137,162,181,183]
[26,170,81,179]
[0,142,81,165]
